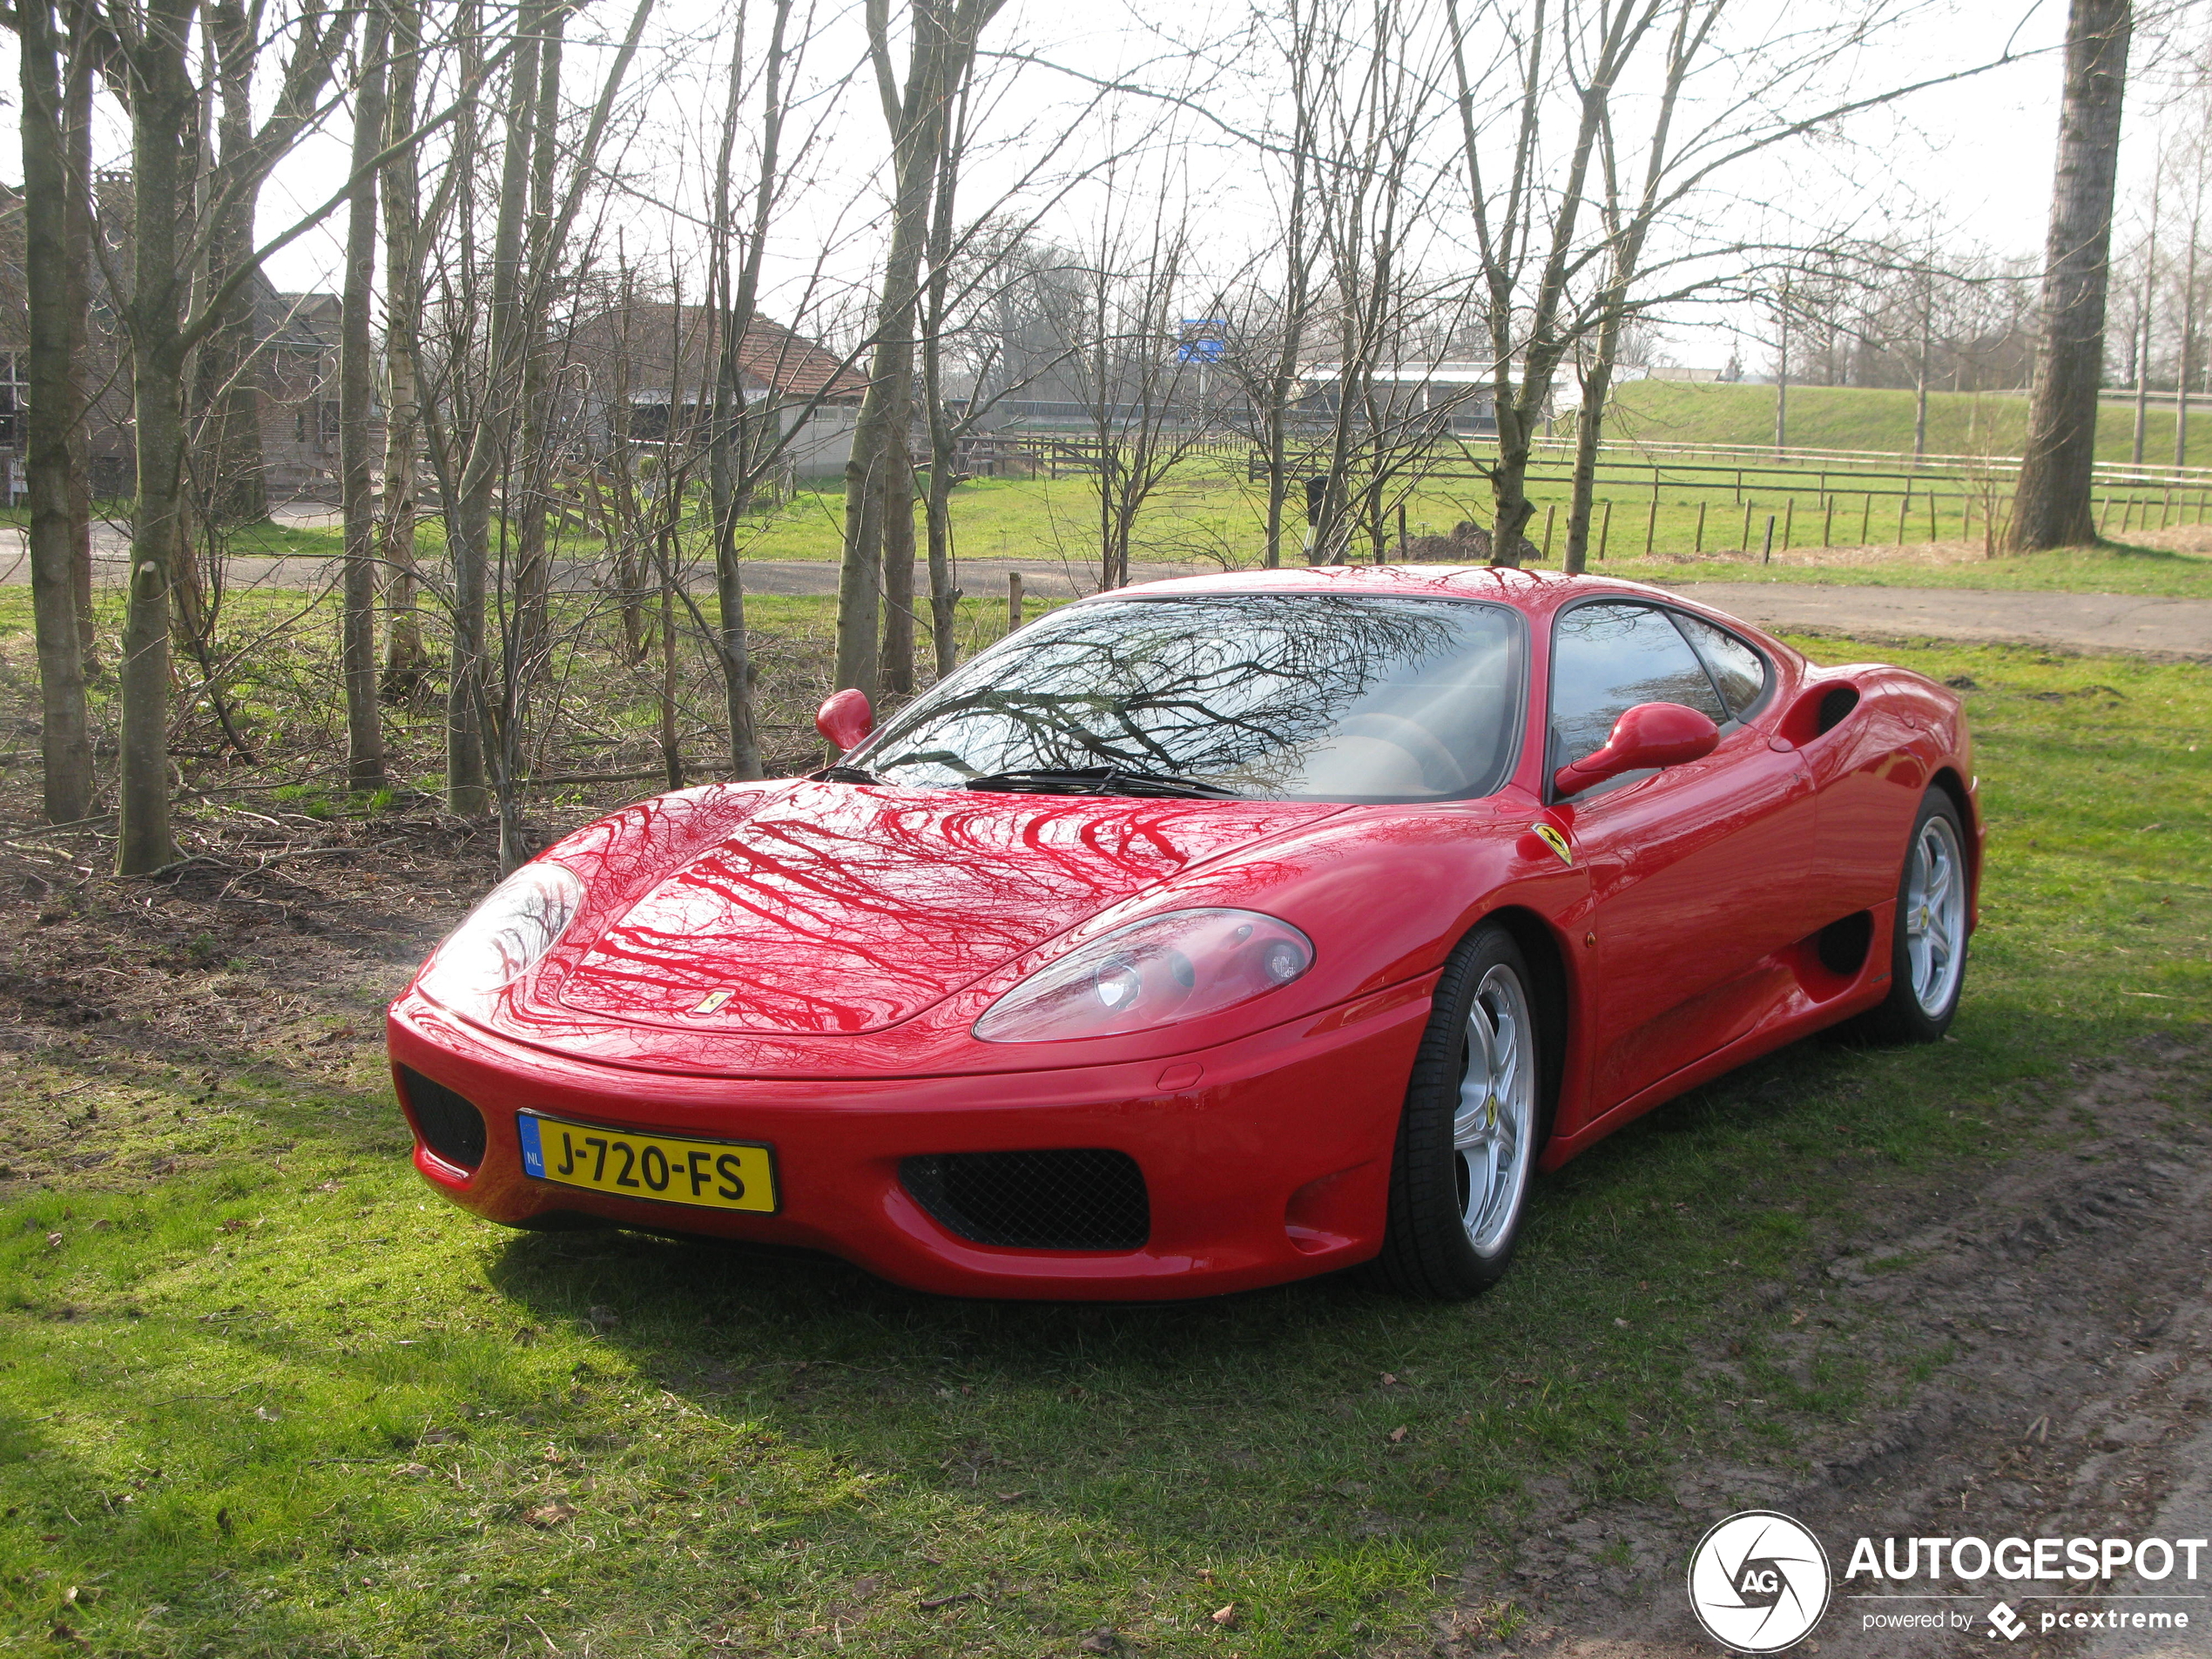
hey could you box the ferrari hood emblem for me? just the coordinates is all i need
[691,989,734,1015]
[1532,823,1574,867]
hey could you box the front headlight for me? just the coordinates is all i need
[973,907,1313,1043]
[417,862,584,1015]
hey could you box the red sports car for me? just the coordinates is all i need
[387,566,1979,1300]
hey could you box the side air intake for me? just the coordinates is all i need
[397,1066,488,1170]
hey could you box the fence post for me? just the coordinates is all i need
[1008,571,1024,633]
[1897,493,1910,548]
[1644,481,1660,557]
[1541,503,1556,562]
[1929,492,1939,543]
[1823,496,1835,548]
[1861,494,1872,543]
[1782,498,1795,550]
[1397,502,1409,563]
[1695,500,1707,553]
[1599,500,1613,561]
[2098,495,2110,535]
[1761,514,1776,565]
[1739,500,1753,551]
[2162,488,2173,529]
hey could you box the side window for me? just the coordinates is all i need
[1549,602,1727,770]
[1671,612,1770,718]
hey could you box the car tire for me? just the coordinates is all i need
[1849,787,1971,1045]
[1370,922,1547,1301]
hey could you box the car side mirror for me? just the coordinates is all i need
[1553,701,1719,799]
[815,688,874,752]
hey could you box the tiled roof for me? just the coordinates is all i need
[734,317,868,401]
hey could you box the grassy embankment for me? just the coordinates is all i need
[0,600,2206,1656]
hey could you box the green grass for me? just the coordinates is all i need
[1607,377,2212,467]
[2,633,2206,1655]
[1602,539,2212,597]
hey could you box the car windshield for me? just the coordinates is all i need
[850,593,1524,802]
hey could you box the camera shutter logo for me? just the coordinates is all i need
[1685,1511,1832,1652]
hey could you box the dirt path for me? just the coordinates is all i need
[1404,1042,2212,1659]
[8,519,2209,656]
[1647,582,2212,662]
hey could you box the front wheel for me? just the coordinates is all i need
[1851,787,1971,1044]
[1370,923,1547,1300]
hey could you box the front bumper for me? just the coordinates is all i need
[386,981,1434,1300]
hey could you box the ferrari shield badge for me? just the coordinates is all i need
[1531,823,1574,867]
[691,988,735,1015]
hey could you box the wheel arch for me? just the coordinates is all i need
[1474,904,1570,1138]
[1927,764,1980,925]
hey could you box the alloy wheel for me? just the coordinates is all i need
[1453,961,1535,1256]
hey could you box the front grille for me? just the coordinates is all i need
[901,1150,1149,1251]
[396,1066,487,1170]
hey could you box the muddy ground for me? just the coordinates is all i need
[1404,1044,2212,1659]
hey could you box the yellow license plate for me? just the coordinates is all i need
[517,1112,777,1213]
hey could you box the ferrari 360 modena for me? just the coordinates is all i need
[387,565,1979,1300]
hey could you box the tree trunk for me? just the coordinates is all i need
[836,0,995,697]
[192,0,272,529]
[115,0,199,874]
[704,0,792,780]
[1773,274,1791,454]
[2175,229,2198,469]
[2134,178,2156,469]
[341,4,389,792]
[880,424,917,694]
[920,93,965,679]
[1563,350,1615,575]
[379,0,430,696]
[2011,0,2133,551]
[63,1,97,666]
[17,0,96,825]
[511,3,567,680]
[447,0,544,815]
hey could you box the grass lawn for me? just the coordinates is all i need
[1599,537,2212,597]
[1606,377,2212,467]
[1,631,2206,1656]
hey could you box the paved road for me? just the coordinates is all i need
[7,530,2209,657]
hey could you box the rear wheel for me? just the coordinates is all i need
[1371,923,1545,1300]
[1851,787,1970,1044]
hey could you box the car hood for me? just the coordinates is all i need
[544,783,1344,1035]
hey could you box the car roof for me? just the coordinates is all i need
[1105,563,1682,616]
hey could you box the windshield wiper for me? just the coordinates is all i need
[807,764,879,784]
[961,766,1244,800]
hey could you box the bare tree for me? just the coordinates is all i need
[379,0,430,695]
[702,0,799,781]
[834,0,1002,701]
[14,0,97,823]
[340,1,389,792]
[2011,0,2133,551]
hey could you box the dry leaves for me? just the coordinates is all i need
[1210,1602,1238,1627]
[525,1501,579,1528]
[1386,1426,1408,1444]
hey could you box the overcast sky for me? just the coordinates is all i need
[3,0,2194,370]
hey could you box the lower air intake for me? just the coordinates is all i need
[397,1066,487,1170]
[901,1150,1150,1251]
